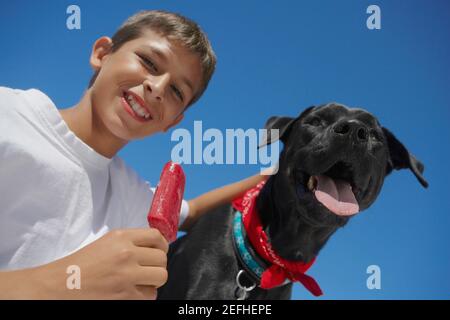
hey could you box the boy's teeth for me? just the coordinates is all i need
[125,93,151,119]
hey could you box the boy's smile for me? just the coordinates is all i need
[60,30,203,158]
[122,90,155,122]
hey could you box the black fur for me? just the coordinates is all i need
[158,103,428,300]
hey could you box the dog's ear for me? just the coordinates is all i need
[258,106,315,148]
[382,127,428,188]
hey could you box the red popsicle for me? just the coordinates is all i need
[147,161,186,242]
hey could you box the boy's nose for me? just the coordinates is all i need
[144,74,170,102]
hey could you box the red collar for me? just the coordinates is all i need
[232,180,323,296]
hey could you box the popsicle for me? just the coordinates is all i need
[147,161,186,242]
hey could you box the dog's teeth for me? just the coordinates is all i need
[307,176,317,191]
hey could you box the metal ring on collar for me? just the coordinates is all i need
[236,270,257,292]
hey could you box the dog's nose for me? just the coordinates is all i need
[333,120,368,143]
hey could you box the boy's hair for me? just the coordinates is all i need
[88,10,216,108]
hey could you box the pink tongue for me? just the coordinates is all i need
[314,175,359,216]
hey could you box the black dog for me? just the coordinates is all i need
[158,103,428,300]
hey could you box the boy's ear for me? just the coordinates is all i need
[382,127,428,188]
[163,113,184,132]
[89,36,113,72]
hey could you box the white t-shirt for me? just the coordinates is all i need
[0,87,189,271]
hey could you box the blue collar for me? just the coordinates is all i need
[232,210,270,284]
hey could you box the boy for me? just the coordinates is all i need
[0,10,267,299]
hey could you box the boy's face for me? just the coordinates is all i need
[89,29,202,140]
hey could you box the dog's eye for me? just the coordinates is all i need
[307,117,322,127]
[370,129,382,141]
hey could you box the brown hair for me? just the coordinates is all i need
[89,10,216,108]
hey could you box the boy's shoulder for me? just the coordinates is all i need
[0,86,43,101]
[0,86,24,109]
[0,86,21,96]
[0,86,51,117]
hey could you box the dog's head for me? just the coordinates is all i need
[258,103,428,262]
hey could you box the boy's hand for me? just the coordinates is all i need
[35,228,169,299]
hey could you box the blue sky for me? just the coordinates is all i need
[1,0,449,299]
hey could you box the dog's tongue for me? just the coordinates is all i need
[314,175,359,216]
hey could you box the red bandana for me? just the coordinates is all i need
[232,181,323,296]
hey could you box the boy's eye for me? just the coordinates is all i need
[171,85,184,102]
[139,55,158,72]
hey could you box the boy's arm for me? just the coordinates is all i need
[180,168,275,232]
[0,267,44,299]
